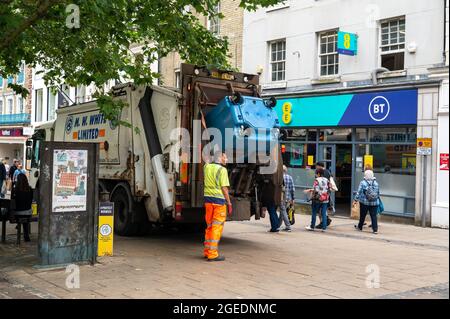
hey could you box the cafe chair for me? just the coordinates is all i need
[9,209,32,245]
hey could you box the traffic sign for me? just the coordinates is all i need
[417,138,432,155]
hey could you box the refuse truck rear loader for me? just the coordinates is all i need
[27,64,283,236]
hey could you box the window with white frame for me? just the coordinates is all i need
[270,40,286,82]
[208,2,220,35]
[7,97,13,114]
[380,17,405,71]
[175,70,181,89]
[48,87,57,121]
[35,89,44,122]
[319,30,339,77]
[17,96,24,113]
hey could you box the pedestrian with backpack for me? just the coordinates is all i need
[305,167,330,232]
[354,170,380,234]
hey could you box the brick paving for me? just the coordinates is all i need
[0,215,448,299]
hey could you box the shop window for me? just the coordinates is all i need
[369,127,410,143]
[406,127,417,142]
[280,129,307,141]
[354,143,416,217]
[320,128,352,142]
[355,128,368,142]
[283,143,317,203]
[307,129,318,142]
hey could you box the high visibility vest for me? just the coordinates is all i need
[204,163,226,199]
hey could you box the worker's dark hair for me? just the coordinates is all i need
[315,162,325,168]
[212,149,225,163]
[315,167,324,177]
[15,174,31,192]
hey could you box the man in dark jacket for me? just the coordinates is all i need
[0,161,6,198]
[9,159,18,181]
[259,157,284,233]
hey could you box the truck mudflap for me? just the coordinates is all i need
[226,197,251,221]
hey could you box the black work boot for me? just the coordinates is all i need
[207,256,225,262]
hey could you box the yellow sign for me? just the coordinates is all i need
[417,138,432,148]
[282,102,292,124]
[364,155,373,169]
[417,138,432,155]
[211,71,234,81]
[308,155,314,166]
[98,202,114,257]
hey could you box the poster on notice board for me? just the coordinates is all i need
[52,149,88,212]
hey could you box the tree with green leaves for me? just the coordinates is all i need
[0,0,283,122]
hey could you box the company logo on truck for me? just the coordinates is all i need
[63,110,120,164]
[65,113,114,140]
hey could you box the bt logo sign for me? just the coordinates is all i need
[369,96,390,122]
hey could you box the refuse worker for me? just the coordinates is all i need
[203,151,232,262]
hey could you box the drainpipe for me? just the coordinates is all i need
[371,67,389,85]
[444,0,448,65]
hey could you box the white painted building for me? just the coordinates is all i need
[243,0,449,227]
[431,0,449,228]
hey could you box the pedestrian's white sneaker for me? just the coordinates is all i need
[305,226,314,231]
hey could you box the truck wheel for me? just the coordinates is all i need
[110,185,138,236]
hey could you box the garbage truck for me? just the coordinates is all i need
[26,64,283,236]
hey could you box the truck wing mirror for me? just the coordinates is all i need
[265,97,277,108]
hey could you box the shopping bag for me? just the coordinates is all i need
[6,179,12,191]
[377,199,384,215]
[350,201,360,220]
[329,176,338,192]
[287,204,296,225]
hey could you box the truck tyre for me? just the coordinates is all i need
[110,184,138,236]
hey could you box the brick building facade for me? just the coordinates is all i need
[159,1,244,88]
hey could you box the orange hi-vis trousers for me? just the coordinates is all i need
[204,203,227,259]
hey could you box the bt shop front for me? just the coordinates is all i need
[274,88,418,219]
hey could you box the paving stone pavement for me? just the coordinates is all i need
[0,214,448,299]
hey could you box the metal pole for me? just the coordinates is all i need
[421,155,427,227]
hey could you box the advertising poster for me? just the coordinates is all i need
[440,153,449,171]
[52,149,88,212]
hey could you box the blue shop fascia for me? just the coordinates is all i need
[262,78,441,221]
